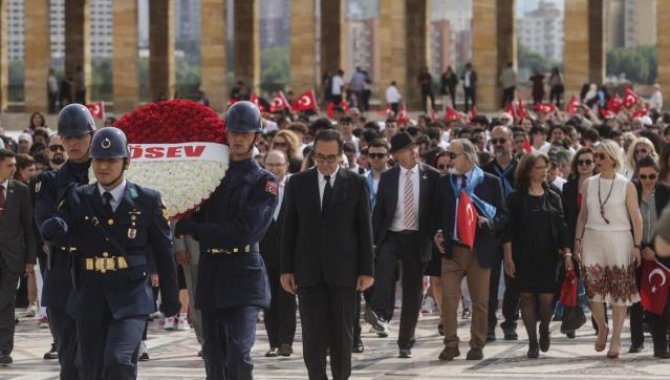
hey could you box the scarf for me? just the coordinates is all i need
[450,165,497,220]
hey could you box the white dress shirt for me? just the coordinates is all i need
[98,180,127,213]
[0,179,8,199]
[390,165,420,232]
[318,167,339,209]
[273,175,288,221]
[385,85,401,103]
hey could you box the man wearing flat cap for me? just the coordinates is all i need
[364,132,440,358]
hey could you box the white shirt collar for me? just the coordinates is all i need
[318,166,340,184]
[399,163,419,176]
[0,179,8,190]
[98,179,127,203]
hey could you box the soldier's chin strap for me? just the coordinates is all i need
[100,159,128,188]
[245,132,260,154]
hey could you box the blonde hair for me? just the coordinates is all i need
[598,139,624,171]
[273,129,302,160]
[626,137,659,170]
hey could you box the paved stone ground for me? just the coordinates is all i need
[2,307,669,380]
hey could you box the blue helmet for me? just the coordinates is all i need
[90,127,129,159]
[57,104,97,137]
[226,101,262,133]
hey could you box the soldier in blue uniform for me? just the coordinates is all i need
[176,101,278,380]
[40,127,180,379]
[34,104,96,379]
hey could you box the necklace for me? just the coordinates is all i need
[597,175,615,224]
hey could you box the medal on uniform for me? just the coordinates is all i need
[128,228,137,239]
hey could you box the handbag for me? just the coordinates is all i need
[561,306,587,333]
[560,269,578,307]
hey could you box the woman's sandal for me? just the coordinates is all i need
[595,327,609,352]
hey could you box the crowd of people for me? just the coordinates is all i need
[2,84,670,379]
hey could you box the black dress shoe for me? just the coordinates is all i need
[139,351,150,361]
[438,347,460,361]
[352,340,364,353]
[398,348,412,358]
[565,330,576,339]
[628,343,644,353]
[0,354,12,365]
[486,331,497,342]
[539,330,551,352]
[654,350,670,359]
[438,323,444,336]
[279,344,293,357]
[466,348,484,360]
[44,343,58,360]
[527,341,539,359]
[265,347,280,357]
[364,309,389,336]
[501,322,518,340]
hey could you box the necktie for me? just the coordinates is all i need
[322,175,332,214]
[403,170,417,230]
[102,191,114,215]
[0,185,5,220]
[460,175,468,189]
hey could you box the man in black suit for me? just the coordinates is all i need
[281,129,374,380]
[260,150,296,358]
[0,149,37,364]
[364,132,439,358]
[434,139,506,361]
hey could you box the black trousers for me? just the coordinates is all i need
[49,307,80,380]
[298,283,356,380]
[202,306,260,380]
[650,310,670,353]
[501,86,515,108]
[488,251,520,332]
[464,87,476,112]
[421,91,436,113]
[76,313,145,380]
[0,265,18,355]
[370,232,426,349]
[630,266,645,347]
[264,272,297,348]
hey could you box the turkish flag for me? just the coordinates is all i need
[632,104,650,118]
[397,102,409,126]
[86,102,105,120]
[429,107,437,123]
[227,98,239,106]
[523,138,533,153]
[534,103,556,114]
[607,93,624,114]
[624,86,639,109]
[599,108,614,119]
[292,90,317,112]
[517,95,527,119]
[505,101,516,120]
[457,190,478,250]
[444,106,458,122]
[249,93,267,112]
[640,260,670,316]
[270,91,292,112]
[559,269,578,307]
[566,96,581,115]
[469,106,478,120]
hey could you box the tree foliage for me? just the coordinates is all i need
[260,46,289,93]
[606,45,657,84]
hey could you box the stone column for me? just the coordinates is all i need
[405,0,429,111]
[234,0,259,92]
[113,0,139,114]
[659,0,670,110]
[149,0,175,101]
[24,0,50,113]
[200,0,227,112]
[290,0,316,93]
[378,0,406,106]
[564,0,605,97]
[0,0,7,111]
[320,0,346,81]
[64,0,90,104]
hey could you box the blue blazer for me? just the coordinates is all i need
[434,171,507,269]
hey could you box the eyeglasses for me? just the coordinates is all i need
[437,164,449,170]
[368,153,387,159]
[594,152,609,160]
[265,162,287,168]
[446,152,465,159]
[533,165,548,171]
[491,138,507,145]
[314,153,339,163]
[635,149,648,155]
[273,142,288,148]
[639,173,658,180]
[577,159,593,166]
[48,145,65,152]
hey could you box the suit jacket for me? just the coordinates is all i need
[635,181,670,246]
[561,178,581,247]
[372,163,440,262]
[434,170,506,269]
[280,168,374,288]
[0,180,37,274]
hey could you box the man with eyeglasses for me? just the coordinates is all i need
[281,129,374,380]
[481,126,520,342]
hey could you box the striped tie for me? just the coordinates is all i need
[404,170,417,230]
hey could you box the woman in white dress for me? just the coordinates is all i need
[574,140,643,359]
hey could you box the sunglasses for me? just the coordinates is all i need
[437,164,449,170]
[314,153,339,163]
[635,149,648,155]
[368,153,387,159]
[48,145,65,152]
[577,159,593,166]
[639,173,658,180]
[446,152,464,159]
[595,152,609,160]
[491,138,507,145]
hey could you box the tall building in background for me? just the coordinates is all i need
[175,0,200,42]
[260,0,289,48]
[517,0,564,62]
[431,20,453,75]
[432,0,472,70]
[8,0,114,61]
[606,0,657,49]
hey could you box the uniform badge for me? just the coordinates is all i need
[265,181,278,195]
[162,207,169,221]
[107,219,114,226]
[128,228,137,239]
[35,181,41,193]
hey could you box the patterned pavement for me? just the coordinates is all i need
[2,308,669,380]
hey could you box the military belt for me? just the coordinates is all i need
[205,244,252,255]
[83,253,147,274]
